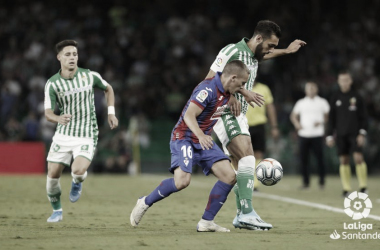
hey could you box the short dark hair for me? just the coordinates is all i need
[55,40,78,54]
[253,20,282,39]
[338,70,351,76]
[222,60,250,76]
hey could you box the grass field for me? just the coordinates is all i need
[1,174,379,250]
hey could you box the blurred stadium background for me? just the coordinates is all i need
[0,0,379,177]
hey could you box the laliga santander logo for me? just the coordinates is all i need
[344,191,372,220]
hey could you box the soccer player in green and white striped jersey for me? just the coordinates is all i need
[44,40,119,222]
[206,20,306,230]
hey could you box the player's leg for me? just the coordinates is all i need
[197,158,235,232]
[46,141,71,222]
[299,136,311,188]
[130,140,193,227]
[337,135,351,197]
[46,162,65,222]
[70,156,91,203]
[353,152,367,193]
[311,137,325,188]
[253,150,263,190]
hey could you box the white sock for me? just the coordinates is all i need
[46,176,61,196]
[71,171,88,183]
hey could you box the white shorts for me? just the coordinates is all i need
[47,133,96,167]
[213,113,250,155]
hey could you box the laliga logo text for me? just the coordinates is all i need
[330,192,379,240]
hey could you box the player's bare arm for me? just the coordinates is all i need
[263,39,306,60]
[45,109,72,126]
[104,84,119,130]
[238,88,265,108]
[183,102,213,150]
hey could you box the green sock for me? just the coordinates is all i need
[233,184,241,214]
[48,192,62,210]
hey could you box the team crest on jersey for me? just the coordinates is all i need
[196,90,208,103]
[81,73,87,82]
[81,145,89,151]
[336,100,342,106]
[210,105,229,120]
[349,97,357,111]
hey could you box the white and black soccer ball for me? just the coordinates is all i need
[255,158,283,186]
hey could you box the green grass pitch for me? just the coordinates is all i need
[0,174,379,250]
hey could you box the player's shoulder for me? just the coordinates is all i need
[219,43,239,56]
[47,72,61,83]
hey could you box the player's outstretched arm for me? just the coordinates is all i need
[263,39,306,60]
[184,102,213,150]
[104,84,119,130]
[239,88,265,108]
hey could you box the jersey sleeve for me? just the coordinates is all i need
[44,80,57,110]
[90,71,108,90]
[190,85,214,110]
[322,99,330,113]
[210,44,239,73]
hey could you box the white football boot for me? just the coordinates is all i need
[47,210,63,223]
[238,209,272,230]
[130,196,149,227]
[197,219,230,232]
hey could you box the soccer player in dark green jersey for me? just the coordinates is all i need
[206,20,306,230]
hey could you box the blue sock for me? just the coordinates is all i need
[202,180,234,221]
[145,178,178,206]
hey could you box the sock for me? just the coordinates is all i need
[233,184,241,214]
[237,156,255,214]
[46,176,62,210]
[356,162,368,189]
[339,164,351,191]
[145,178,178,206]
[202,180,234,221]
[72,171,87,183]
[253,158,262,189]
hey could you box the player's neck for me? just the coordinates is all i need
[60,67,78,79]
[246,39,256,53]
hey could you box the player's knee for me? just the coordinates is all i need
[71,171,88,183]
[225,172,237,185]
[72,167,87,175]
[175,178,191,190]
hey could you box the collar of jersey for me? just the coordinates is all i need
[240,38,255,58]
[58,67,80,80]
[215,72,229,96]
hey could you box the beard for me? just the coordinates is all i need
[254,43,265,62]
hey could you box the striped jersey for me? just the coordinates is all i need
[44,67,108,142]
[171,72,231,143]
[210,38,258,115]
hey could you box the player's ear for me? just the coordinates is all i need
[57,53,61,61]
[255,34,263,43]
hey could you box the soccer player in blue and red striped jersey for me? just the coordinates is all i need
[130,61,249,232]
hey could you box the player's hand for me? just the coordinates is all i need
[58,114,72,125]
[326,137,334,147]
[198,134,214,150]
[295,124,303,131]
[286,39,307,54]
[357,134,365,147]
[228,95,241,117]
[245,91,265,108]
[108,115,119,130]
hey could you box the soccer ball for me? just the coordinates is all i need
[255,158,283,186]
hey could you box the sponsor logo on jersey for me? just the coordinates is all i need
[206,87,213,92]
[62,85,92,97]
[210,105,229,120]
[196,90,208,103]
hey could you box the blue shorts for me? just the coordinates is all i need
[169,139,230,176]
